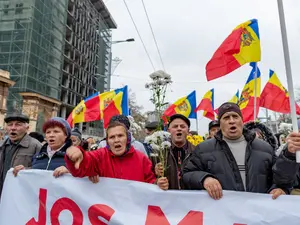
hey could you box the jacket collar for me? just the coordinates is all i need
[215,127,256,143]
[1,134,31,148]
[171,140,194,154]
[39,138,72,155]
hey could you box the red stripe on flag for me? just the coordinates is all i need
[66,114,74,128]
[206,28,243,81]
[162,105,177,123]
[260,82,300,115]
[195,98,213,113]
[196,98,215,121]
[204,111,215,121]
[84,96,101,122]
[103,102,121,128]
[240,97,260,122]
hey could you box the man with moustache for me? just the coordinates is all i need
[155,114,195,189]
[183,102,299,200]
[0,113,41,197]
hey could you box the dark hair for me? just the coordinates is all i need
[109,115,130,130]
[29,132,44,143]
[80,140,89,151]
[189,131,198,136]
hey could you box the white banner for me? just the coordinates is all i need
[1,170,300,225]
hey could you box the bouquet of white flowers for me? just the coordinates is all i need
[144,131,171,176]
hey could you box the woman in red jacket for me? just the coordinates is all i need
[65,121,168,190]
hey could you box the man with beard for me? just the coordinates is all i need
[155,114,195,189]
[0,113,41,197]
[183,102,299,200]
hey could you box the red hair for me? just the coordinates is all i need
[42,120,67,135]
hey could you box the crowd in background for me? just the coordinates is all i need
[1,101,300,201]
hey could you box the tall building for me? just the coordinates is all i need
[0,0,116,135]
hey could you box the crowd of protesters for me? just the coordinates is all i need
[1,102,300,201]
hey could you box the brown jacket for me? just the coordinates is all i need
[165,141,195,190]
[0,134,42,196]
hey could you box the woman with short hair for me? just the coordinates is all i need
[65,121,168,190]
[13,117,72,178]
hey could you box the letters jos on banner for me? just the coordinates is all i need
[0,170,300,225]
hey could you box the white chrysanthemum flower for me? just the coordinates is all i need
[144,136,152,144]
[150,143,160,151]
[127,115,143,134]
[164,74,171,80]
[149,72,160,80]
[161,141,171,149]
[150,153,159,157]
[151,135,158,144]
[156,80,164,86]
[164,78,172,84]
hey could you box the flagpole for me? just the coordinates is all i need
[274,112,279,133]
[277,0,300,162]
[196,111,199,134]
[253,62,258,121]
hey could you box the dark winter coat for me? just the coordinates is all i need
[149,141,195,190]
[244,121,278,151]
[182,128,299,194]
[167,141,195,190]
[32,139,72,171]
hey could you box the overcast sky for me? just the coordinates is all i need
[105,0,300,134]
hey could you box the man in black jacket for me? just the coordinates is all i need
[183,102,299,200]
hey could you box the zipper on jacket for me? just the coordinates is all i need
[169,150,181,189]
[45,151,61,170]
[221,141,245,191]
[45,156,52,170]
[245,143,252,192]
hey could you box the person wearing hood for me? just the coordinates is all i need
[13,117,72,178]
[244,121,278,151]
[65,121,168,190]
[98,115,148,156]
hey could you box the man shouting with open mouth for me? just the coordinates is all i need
[0,113,41,198]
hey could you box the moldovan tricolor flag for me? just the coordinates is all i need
[67,86,129,127]
[162,91,197,122]
[260,70,300,115]
[102,86,129,128]
[239,63,261,122]
[206,19,261,81]
[195,89,215,120]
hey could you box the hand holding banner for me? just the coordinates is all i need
[1,170,300,224]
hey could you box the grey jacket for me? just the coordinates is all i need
[183,129,299,194]
[0,134,42,196]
